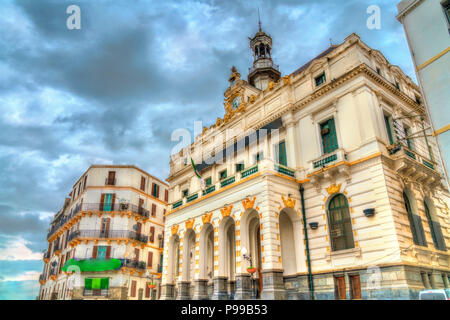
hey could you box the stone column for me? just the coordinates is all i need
[261,269,286,300]
[176,281,191,300]
[234,274,252,299]
[192,279,209,300]
[211,276,229,300]
[159,284,175,300]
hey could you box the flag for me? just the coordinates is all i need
[190,157,205,190]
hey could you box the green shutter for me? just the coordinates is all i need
[278,142,287,166]
[92,278,102,289]
[412,214,427,247]
[432,221,447,251]
[205,177,212,186]
[85,278,93,290]
[100,278,109,289]
[384,116,394,145]
[321,118,338,154]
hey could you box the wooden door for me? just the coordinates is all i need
[334,276,346,300]
[350,274,361,300]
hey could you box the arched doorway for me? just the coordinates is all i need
[241,208,262,299]
[197,223,214,299]
[218,216,236,299]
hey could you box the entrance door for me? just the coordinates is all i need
[349,274,361,300]
[334,276,346,300]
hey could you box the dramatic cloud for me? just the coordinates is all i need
[0,0,418,299]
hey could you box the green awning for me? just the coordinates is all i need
[62,258,122,272]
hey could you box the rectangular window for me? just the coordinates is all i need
[219,170,227,180]
[415,95,421,105]
[152,183,159,198]
[182,189,189,197]
[140,176,146,191]
[235,163,245,172]
[376,67,381,75]
[150,226,155,243]
[275,141,287,166]
[315,72,326,87]
[101,193,115,211]
[83,175,88,190]
[384,115,394,145]
[164,189,169,202]
[320,118,338,154]
[334,276,346,300]
[107,171,116,185]
[151,203,156,217]
[205,177,212,186]
[405,127,414,150]
[395,80,400,90]
[96,246,107,259]
[147,251,153,267]
[131,280,137,297]
[255,152,263,162]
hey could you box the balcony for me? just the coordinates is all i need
[69,230,148,244]
[43,251,50,262]
[105,178,116,186]
[389,143,443,188]
[274,163,295,178]
[202,185,216,196]
[121,259,147,270]
[248,60,280,74]
[83,289,109,297]
[241,165,258,179]
[47,202,151,239]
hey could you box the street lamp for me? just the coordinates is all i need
[241,247,257,299]
[146,269,156,300]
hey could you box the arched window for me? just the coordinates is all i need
[424,201,447,251]
[328,194,354,251]
[403,191,427,246]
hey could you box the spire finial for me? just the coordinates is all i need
[258,8,262,32]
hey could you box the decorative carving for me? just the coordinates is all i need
[326,183,342,195]
[171,225,179,236]
[220,205,233,218]
[283,75,291,85]
[185,219,195,230]
[267,81,275,91]
[202,212,213,224]
[242,196,256,210]
[281,195,296,209]
[249,95,256,103]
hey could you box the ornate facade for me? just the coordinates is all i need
[38,165,168,300]
[161,28,450,300]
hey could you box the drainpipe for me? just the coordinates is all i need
[299,184,314,299]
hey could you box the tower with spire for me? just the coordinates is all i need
[248,12,281,90]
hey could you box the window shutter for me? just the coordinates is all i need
[150,226,155,243]
[151,204,156,217]
[156,184,160,198]
[145,284,150,298]
[131,281,137,297]
[134,248,140,261]
[83,175,87,190]
[432,221,447,251]
[151,183,156,196]
[106,246,111,259]
[165,189,169,202]
[412,214,427,246]
[85,278,93,290]
[111,193,116,211]
[100,194,105,211]
[140,176,146,191]
[147,251,153,268]
[92,246,98,259]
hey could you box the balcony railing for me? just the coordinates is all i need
[274,164,295,178]
[120,259,147,270]
[220,176,236,188]
[186,193,198,203]
[83,289,109,297]
[47,202,151,239]
[389,143,437,171]
[105,178,116,186]
[69,230,148,243]
[309,149,347,173]
[202,185,216,195]
[241,165,258,179]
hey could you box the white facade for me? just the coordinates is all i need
[397,0,450,181]
[161,32,450,300]
[39,165,168,300]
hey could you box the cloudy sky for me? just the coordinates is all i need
[0,0,416,299]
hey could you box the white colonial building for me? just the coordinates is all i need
[38,165,168,300]
[161,28,450,300]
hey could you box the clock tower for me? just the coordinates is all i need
[247,20,281,90]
